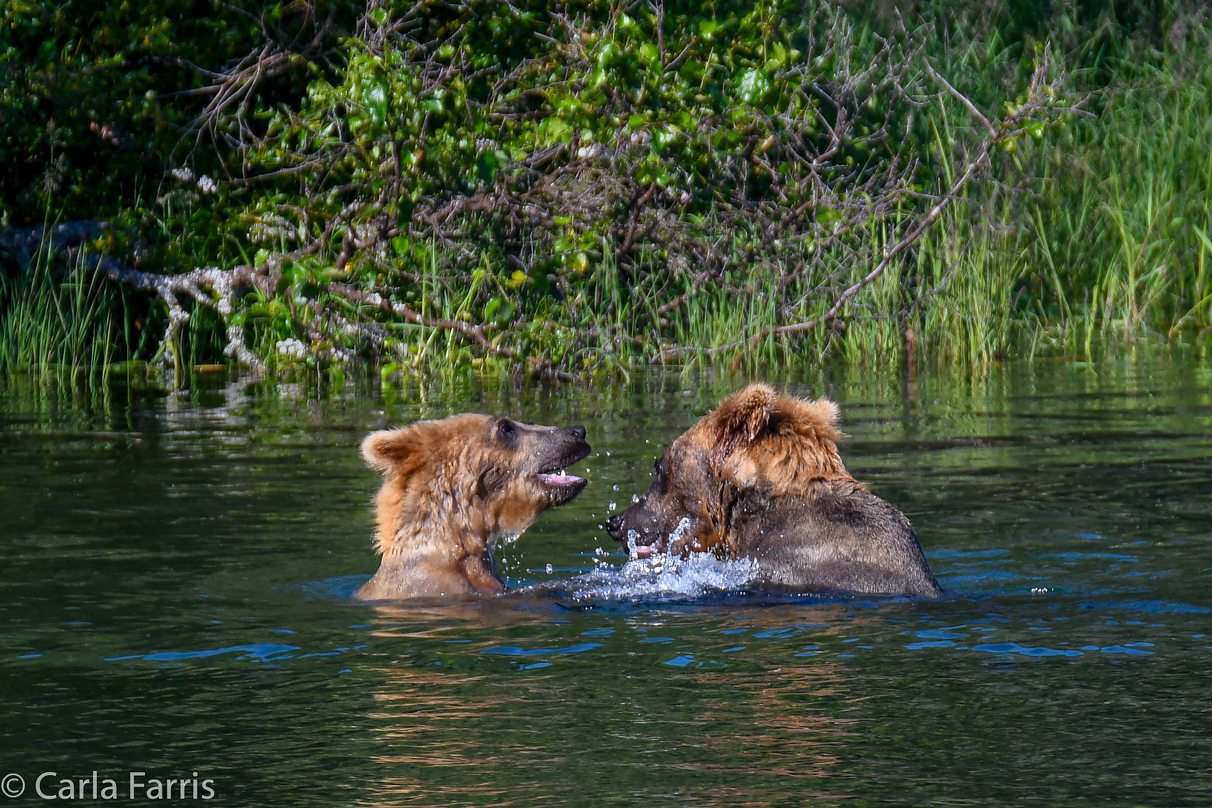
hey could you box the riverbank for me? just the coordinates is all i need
[2,0,1210,383]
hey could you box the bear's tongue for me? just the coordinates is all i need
[537,472,583,486]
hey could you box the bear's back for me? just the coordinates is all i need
[734,480,943,598]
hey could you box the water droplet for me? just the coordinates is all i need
[668,517,693,544]
[608,501,617,511]
[545,564,553,574]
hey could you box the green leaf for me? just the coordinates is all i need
[484,297,516,323]
[737,69,771,105]
[539,116,572,143]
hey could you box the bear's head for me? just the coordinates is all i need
[605,384,851,558]
[363,414,590,556]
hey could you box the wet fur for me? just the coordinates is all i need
[356,414,589,601]
[607,384,943,598]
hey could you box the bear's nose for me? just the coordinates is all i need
[567,425,587,440]
[604,512,623,539]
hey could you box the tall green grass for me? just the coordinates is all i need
[1034,59,1212,346]
[0,240,124,381]
[898,11,1212,366]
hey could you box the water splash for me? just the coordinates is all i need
[496,531,522,547]
[627,516,693,561]
[667,517,693,546]
[558,553,759,603]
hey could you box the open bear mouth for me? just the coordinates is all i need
[533,444,591,497]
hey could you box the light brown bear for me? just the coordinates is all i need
[355,414,590,601]
[605,384,943,598]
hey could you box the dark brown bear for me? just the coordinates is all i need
[356,414,590,601]
[605,384,942,598]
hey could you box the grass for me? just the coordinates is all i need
[0,236,124,382]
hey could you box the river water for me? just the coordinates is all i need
[2,351,1210,806]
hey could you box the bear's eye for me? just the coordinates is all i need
[652,457,669,492]
[496,419,517,440]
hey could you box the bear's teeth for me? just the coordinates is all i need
[537,470,584,487]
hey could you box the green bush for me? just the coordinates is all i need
[2,0,1210,381]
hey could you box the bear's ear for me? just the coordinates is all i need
[710,384,779,454]
[781,396,842,444]
[361,427,425,474]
